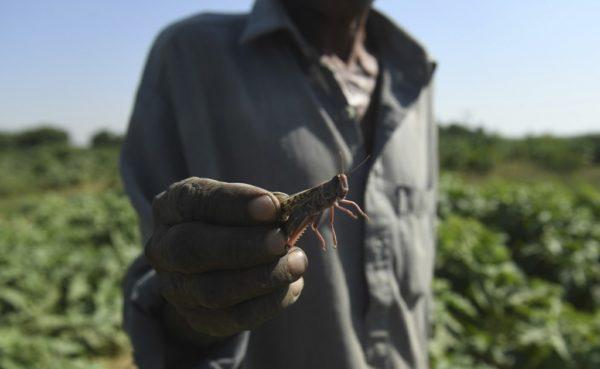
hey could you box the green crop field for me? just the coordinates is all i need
[0,126,598,369]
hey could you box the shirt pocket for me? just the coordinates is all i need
[393,184,437,308]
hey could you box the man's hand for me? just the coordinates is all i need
[146,177,307,338]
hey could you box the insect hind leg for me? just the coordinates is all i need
[329,206,338,248]
[310,214,327,251]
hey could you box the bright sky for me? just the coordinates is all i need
[1,0,599,144]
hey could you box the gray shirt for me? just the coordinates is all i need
[120,1,437,368]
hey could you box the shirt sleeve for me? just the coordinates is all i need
[119,29,249,369]
[120,29,188,243]
[425,78,438,339]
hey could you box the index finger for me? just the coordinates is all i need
[153,177,281,226]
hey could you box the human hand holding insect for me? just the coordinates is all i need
[145,161,367,341]
[145,178,307,341]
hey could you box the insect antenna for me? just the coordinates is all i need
[337,150,345,175]
[346,155,371,176]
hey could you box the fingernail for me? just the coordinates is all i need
[248,195,278,222]
[287,249,308,277]
[266,229,286,256]
[290,278,304,297]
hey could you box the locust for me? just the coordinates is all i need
[275,158,370,250]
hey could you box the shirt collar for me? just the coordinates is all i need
[240,0,436,88]
[240,0,314,59]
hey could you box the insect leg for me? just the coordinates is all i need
[338,199,369,220]
[310,214,327,250]
[329,206,338,248]
[286,217,311,249]
[335,202,358,219]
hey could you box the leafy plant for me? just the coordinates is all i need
[0,125,598,368]
[0,191,139,368]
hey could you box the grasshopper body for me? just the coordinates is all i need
[277,173,368,250]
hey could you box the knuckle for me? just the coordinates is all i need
[160,273,199,309]
[144,235,162,267]
[159,275,179,303]
[179,275,214,308]
[196,281,223,309]
[201,325,236,338]
[201,280,236,309]
[151,190,167,218]
[184,308,242,337]
[152,177,214,224]
[204,322,240,338]
[183,315,207,334]
[180,311,209,335]
[146,226,170,268]
[171,273,231,309]
[143,237,155,263]
[178,177,219,221]
[232,291,284,330]
[162,225,180,251]
[230,307,255,332]
[221,310,247,335]
[180,177,214,200]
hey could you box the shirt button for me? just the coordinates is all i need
[374,341,388,357]
[344,105,357,120]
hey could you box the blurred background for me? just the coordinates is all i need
[0,1,598,368]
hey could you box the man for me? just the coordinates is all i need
[120,0,437,368]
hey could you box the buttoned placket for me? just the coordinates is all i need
[304,58,421,368]
[363,157,394,368]
[290,44,399,368]
[362,64,427,367]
